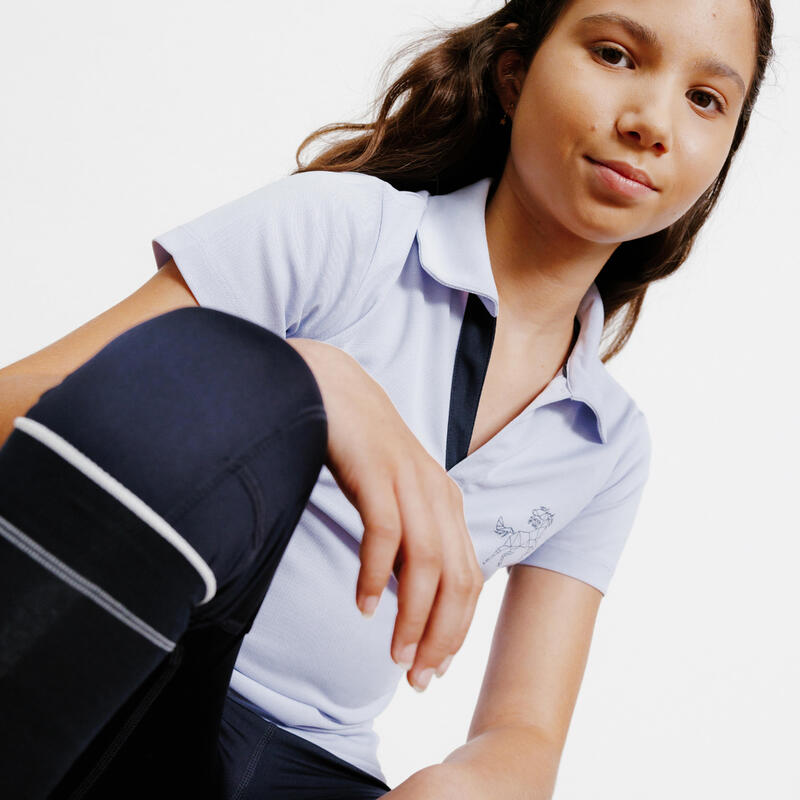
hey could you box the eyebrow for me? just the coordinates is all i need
[577,13,747,98]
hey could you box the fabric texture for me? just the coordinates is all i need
[219,693,390,799]
[0,308,331,798]
[150,169,653,783]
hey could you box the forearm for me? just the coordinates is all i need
[285,341,562,797]
[440,725,561,799]
[384,725,561,800]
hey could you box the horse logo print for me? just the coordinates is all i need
[482,506,555,568]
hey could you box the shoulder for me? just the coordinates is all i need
[609,393,652,491]
[265,170,427,266]
[196,170,390,235]
[588,364,652,485]
[274,168,386,206]
[270,169,423,224]
[592,361,650,445]
[620,404,652,476]
[281,170,429,297]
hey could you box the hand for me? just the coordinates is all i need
[286,338,484,691]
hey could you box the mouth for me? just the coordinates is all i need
[585,156,658,191]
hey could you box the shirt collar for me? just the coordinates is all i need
[415,176,611,444]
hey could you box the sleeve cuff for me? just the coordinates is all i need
[151,224,244,319]
[510,545,614,596]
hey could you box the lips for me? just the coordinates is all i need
[586,157,658,191]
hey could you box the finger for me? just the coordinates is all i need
[406,485,482,688]
[390,468,443,668]
[440,564,482,674]
[355,476,403,618]
[405,534,480,691]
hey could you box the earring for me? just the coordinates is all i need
[500,101,516,126]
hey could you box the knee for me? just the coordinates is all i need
[104,306,326,420]
[21,307,327,514]
[30,306,325,428]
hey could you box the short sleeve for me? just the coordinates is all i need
[150,170,385,340]
[513,411,653,596]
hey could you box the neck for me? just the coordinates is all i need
[484,171,618,345]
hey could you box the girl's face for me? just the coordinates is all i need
[504,0,757,244]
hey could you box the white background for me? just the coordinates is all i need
[1,1,798,797]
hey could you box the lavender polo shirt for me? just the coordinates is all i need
[151,169,652,782]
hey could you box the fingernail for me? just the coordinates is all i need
[360,595,379,618]
[413,668,435,692]
[435,654,453,678]
[397,642,417,669]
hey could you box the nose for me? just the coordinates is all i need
[616,80,673,155]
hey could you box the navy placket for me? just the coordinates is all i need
[445,293,497,471]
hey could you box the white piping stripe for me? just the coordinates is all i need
[0,512,176,652]
[12,416,216,605]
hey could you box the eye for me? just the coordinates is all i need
[590,43,634,69]
[688,88,726,114]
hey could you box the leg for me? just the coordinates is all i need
[0,307,327,799]
[219,695,392,799]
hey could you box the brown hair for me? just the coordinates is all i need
[290,0,775,362]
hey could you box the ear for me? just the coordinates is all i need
[491,25,526,117]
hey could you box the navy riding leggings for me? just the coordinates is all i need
[0,307,391,800]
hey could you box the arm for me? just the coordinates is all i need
[436,726,562,799]
[380,727,561,800]
[0,259,198,448]
[3,263,484,699]
[384,563,602,799]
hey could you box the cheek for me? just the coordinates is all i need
[516,66,603,165]
[668,132,732,214]
[647,166,719,235]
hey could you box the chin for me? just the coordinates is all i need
[567,212,644,245]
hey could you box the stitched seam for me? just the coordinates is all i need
[164,430,282,524]
[179,223,248,319]
[229,404,326,470]
[232,724,276,800]
[64,645,185,800]
[165,405,324,525]
[315,183,385,343]
[234,460,265,551]
[13,416,217,607]
[357,183,385,298]
[0,512,175,652]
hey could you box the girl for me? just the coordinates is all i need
[0,0,775,797]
